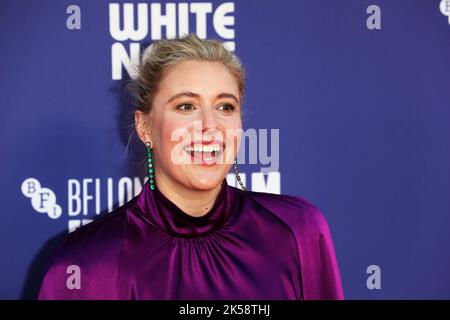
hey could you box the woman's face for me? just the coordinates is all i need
[136,60,243,191]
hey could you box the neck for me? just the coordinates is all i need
[154,172,223,218]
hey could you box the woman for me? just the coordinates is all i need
[38,34,343,300]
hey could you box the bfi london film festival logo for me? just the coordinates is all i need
[21,177,147,233]
[21,178,92,233]
[21,178,63,220]
[440,0,450,25]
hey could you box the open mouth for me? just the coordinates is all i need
[183,143,224,165]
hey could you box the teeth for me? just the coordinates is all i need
[184,144,222,153]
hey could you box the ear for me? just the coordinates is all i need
[134,110,152,144]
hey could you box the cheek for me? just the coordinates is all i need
[220,116,243,157]
[158,118,191,157]
[223,115,243,136]
[155,113,183,140]
[220,113,242,129]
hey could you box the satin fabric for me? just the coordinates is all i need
[38,180,343,300]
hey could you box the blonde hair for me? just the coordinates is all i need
[129,33,246,115]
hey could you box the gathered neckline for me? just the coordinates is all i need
[137,179,236,238]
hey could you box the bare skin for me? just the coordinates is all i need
[135,60,242,217]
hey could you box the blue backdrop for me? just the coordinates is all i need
[1,0,450,299]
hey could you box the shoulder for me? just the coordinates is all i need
[244,190,331,235]
[47,197,138,272]
[38,198,138,299]
[239,189,343,300]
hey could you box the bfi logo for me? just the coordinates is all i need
[440,0,450,25]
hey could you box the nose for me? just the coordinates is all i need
[200,106,219,132]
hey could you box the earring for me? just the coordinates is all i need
[234,159,246,191]
[146,142,155,190]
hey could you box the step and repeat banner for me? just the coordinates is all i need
[1,0,450,299]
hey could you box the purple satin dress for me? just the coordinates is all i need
[38,180,343,300]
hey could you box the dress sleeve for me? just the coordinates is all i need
[250,192,344,300]
[299,206,344,300]
[38,218,124,300]
[38,234,81,300]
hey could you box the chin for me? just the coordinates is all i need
[187,168,226,191]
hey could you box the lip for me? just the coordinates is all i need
[192,151,218,166]
[190,140,225,147]
[183,141,226,166]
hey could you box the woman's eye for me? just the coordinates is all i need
[217,104,235,112]
[176,103,195,111]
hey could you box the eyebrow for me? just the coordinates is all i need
[167,91,240,104]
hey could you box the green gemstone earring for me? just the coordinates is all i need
[234,159,246,191]
[146,141,155,190]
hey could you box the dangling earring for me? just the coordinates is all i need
[146,141,155,190]
[234,159,246,191]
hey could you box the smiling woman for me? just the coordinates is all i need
[134,58,244,213]
[38,33,344,300]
